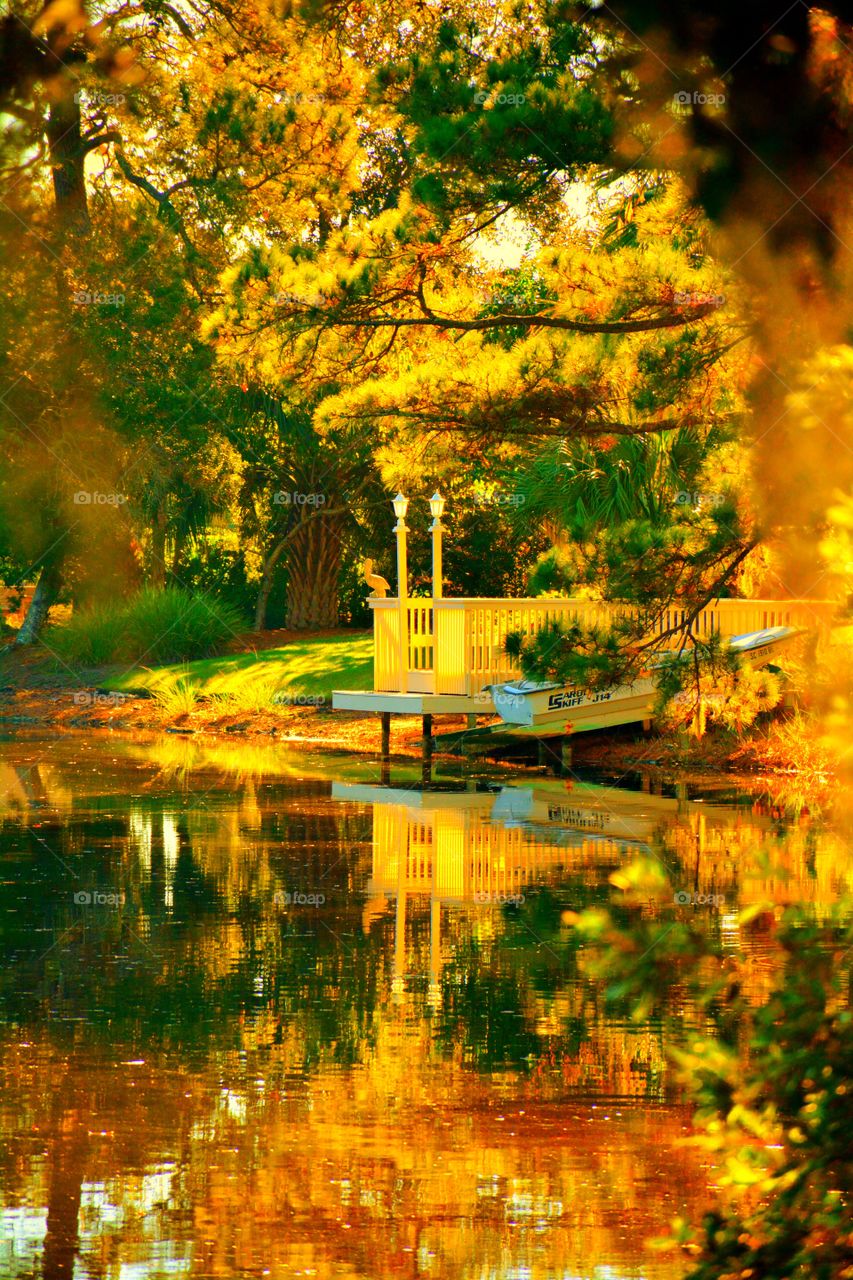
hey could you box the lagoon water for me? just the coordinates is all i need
[0,734,848,1280]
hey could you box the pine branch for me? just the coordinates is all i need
[323,299,725,337]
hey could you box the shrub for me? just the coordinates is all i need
[47,587,245,666]
[566,864,853,1280]
[176,542,258,625]
[151,676,200,716]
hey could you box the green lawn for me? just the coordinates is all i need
[102,631,373,703]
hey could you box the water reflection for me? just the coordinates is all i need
[0,735,848,1279]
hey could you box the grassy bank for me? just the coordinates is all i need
[101,630,373,707]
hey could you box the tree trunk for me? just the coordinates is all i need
[13,557,65,646]
[149,507,167,588]
[254,536,288,632]
[285,515,344,630]
[45,90,87,232]
[46,89,89,231]
[0,66,89,656]
[170,524,188,584]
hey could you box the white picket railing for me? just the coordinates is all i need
[371,596,836,696]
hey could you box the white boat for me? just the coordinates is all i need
[489,625,800,734]
[489,675,659,733]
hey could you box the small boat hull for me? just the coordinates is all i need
[489,625,800,735]
[727,625,801,662]
[490,678,658,732]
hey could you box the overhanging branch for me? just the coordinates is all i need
[114,150,205,295]
[322,299,724,337]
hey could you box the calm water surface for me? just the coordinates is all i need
[0,734,849,1280]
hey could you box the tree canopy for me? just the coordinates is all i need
[0,0,850,704]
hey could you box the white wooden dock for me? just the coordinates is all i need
[332,594,834,724]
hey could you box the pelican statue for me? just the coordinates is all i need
[364,559,390,598]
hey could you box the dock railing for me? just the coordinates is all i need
[370,595,837,696]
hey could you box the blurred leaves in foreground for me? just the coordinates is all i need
[566,856,853,1278]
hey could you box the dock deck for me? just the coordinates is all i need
[331,689,494,715]
[332,594,834,742]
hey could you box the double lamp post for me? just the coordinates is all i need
[391,490,445,601]
[391,491,445,691]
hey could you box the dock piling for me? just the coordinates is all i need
[422,713,434,785]
[537,737,564,775]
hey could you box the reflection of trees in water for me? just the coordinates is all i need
[35,1071,84,1280]
[0,1027,712,1280]
[0,795,384,1061]
[430,883,674,1089]
[1,1039,215,1280]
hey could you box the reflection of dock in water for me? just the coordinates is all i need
[332,779,851,1000]
[335,782,642,906]
[331,781,719,1001]
[333,782,638,1001]
[332,778,764,906]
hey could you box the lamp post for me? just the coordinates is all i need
[429,491,445,600]
[392,493,409,692]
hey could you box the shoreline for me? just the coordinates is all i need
[1,630,840,811]
[0,675,835,802]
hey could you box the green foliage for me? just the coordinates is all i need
[177,541,257,623]
[477,270,557,349]
[672,915,853,1279]
[567,861,853,1279]
[511,430,729,538]
[337,552,374,627]
[207,675,288,715]
[47,588,245,667]
[497,427,759,711]
[505,617,638,689]
[225,385,386,629]
[381,13,613,216]
[526,546,581,596]
[396,476,550,599]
